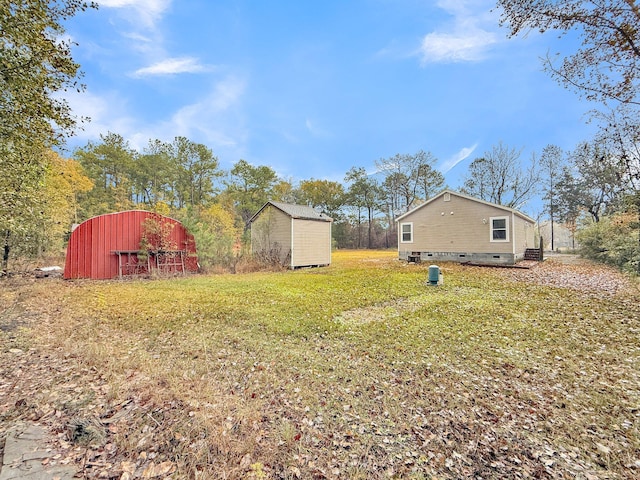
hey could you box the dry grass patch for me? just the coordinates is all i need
[1,250,639,479]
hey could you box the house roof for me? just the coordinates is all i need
[250,201,333,223]
[395,189,536,224]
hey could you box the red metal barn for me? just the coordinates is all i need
[64,210,198,279]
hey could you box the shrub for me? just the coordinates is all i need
[177,204,243,273]
[577,212,640,274]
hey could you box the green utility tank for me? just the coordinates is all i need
[428,265,441,286]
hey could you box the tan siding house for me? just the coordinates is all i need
[250,201,332,268]
[396,190,536,265]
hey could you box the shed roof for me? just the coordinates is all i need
[250,201,333,223]
[395,189,536,224]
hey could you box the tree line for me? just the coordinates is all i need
[7,123,639,274]
[23,134,448,271]
[2,0,640,274]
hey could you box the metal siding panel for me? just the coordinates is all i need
[106,212,119,277]
[64,222,82,279]
[125,211,137,251]
[80,221,90,278]
[98,214,107,279]
[135,211,146,249]
[74,217,88,279]
[81,221,92,278]
[76,220,93,278]
[290,215,294,267]
[94,214,104,279]
[274,208,292,255]
[108,213,118,277]
[513,215,534,253]
[99,214,109,278]
[512,212,516,255]
[89,217,98,278]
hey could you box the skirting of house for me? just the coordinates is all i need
[399,250,523,265]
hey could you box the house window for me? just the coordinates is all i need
[400,222,413,243]
[490,216,509,242]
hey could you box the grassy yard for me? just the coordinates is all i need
[1,250,639,479]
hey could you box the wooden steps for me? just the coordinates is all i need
[524,248,542,261]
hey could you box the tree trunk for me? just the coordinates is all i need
[550,209,555,251]
[637,215,640,274]
[2,230,10,276]
[367,207,373,248]
[637,201,640,275]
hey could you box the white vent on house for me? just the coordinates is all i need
[444,192,451,202]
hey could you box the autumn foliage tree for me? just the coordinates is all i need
[497,1,640,271]
[42,151,93,253]
[497,0,640,106]
[177,204,243,272]
[0,150,92,267]
[1,0,95,273]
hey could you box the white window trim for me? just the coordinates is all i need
[400,222,413,243]
[490,216,509,242]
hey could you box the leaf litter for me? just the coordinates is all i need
[1,253,639,479]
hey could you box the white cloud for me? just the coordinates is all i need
[98,0,171,28]
[98,2,213,85]
[420,30,497,63]
[122,31,153,44]
[168,76,247,146]
[61,90,136,146]
[62,75,247,158]
[305,118,331,138]
[132,57,211,77]
[96,0,171,64]
[439,143,477,173]
[435,0,475,16]
[418,0,498,64]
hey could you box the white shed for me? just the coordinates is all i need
[250,201,333,268]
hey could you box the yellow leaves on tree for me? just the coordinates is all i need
[201,203,241,239]
[191,203,243,269]
[42,150,93,252]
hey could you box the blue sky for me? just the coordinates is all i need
[62,0,597,217]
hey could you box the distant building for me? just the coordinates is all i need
[539,221,577,251]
